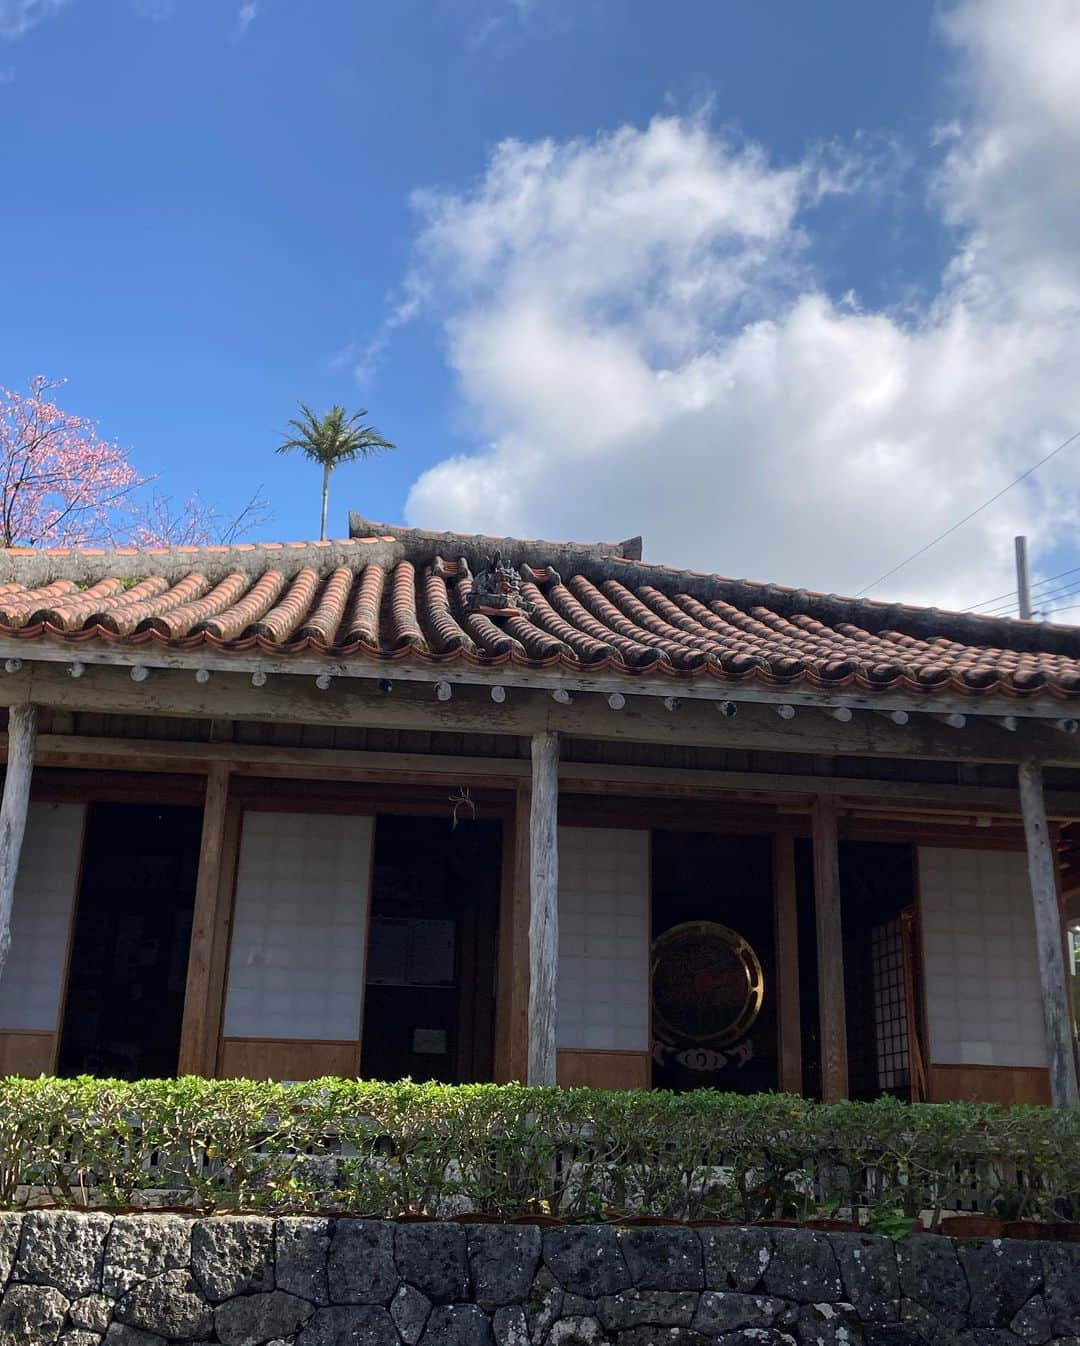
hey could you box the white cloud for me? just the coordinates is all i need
[0,0,70,40]
[132,0,176,20]
[402,1,1080,611]
[0,0,254,36]
[468,0,543,52]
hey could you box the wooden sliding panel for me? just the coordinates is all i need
[495,782,531,1083]
[928,1063,1050,1107]
[177,763,233,1077]
[918,844,1057,1105]
[555,825,651,1091]
[218,1037,360,1081]
[812,798,848,1101]
[0,801,84,1075]
[219,810,374,1081]
[772,831,802,1095]
[0,1031,56,1076]
[557,1048,650,1090]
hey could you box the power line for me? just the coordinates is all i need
[1039,601,1080,620]
[1031,562,1080,594]
[857,425,1080,597]
[966,561,1080,612]
[997,577,1080,613]
[966,588,1017,612]
[977,580,1080,621]
[1028,581,1080,608]
[979,584,1080,619]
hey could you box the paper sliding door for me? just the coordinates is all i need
[919,847,1050,1105]
[556,826,651,1089]
[0,802,85,1076]
[220,810,374,1080]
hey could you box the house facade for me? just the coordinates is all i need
[0,516,1077,1107]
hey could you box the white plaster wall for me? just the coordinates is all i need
[0,802,84,1032]
[918,847,1047,1068]
[557,826,649,1052]
[223,811,373,1041]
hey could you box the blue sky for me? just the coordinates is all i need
[3,0,1080,614]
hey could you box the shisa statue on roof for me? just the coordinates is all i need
[468,551,533,618]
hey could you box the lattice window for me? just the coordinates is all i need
[872,918,910,1093]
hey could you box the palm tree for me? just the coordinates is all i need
[276,403,395,541]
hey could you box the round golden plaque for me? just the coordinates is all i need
[651,920,765,1048]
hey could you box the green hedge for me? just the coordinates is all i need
[1,1077,1077,1223]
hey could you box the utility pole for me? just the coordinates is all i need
[1015,535,1033,620]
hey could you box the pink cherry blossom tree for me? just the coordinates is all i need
[0,376,265,549]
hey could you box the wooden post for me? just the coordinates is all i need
[812,797,848,1100]
[1018,758,1080,1107]
[177,762,232,1077]
[0,703,37,987]
[495,781,532,1082]
[527,731,559,1086]
[773,831,803,1094]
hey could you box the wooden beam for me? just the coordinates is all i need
[27,733,530,788]
[0,703,36,987]
[14,731,1080,818]
[3,633,1074,723]
[527,731,560,1085]
[7,660,1080,766]
[1018,759,1080,1107]
[177,762,232,1076]
[812,796,848,1101]
[773,831,802,1095]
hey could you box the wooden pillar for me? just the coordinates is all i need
[0,703,37,987]
[772,831,803,1094]
[495,781,532,1082]
[812,797,848,1101]
[527,731,559,1086]
[1018,758,1080,1107]
[177,762,233,1077]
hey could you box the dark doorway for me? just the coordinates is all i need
[57,803,202,1079]
[360,815,500,1084]
[793,839,920,1102]
[651,832,777,1093]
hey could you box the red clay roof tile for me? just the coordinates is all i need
[0,529,1078,699]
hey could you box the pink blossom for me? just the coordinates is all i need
[0,377,265,549]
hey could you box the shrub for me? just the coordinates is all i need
[0,1076,1077,1221]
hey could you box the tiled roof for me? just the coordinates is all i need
[0,518,1077,700]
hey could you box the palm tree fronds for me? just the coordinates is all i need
[276,400,396,540]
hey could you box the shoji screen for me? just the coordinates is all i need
[557,826,650,1054]
[918,847,1046,1069]
[222,812,374,1049]
[0,802,84,1067]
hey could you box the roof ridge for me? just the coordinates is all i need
[0,536,402,588]
[348,513,643,564]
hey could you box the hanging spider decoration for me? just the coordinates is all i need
[448,785,477,830]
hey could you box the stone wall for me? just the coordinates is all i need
[0,1212,1078,1345]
